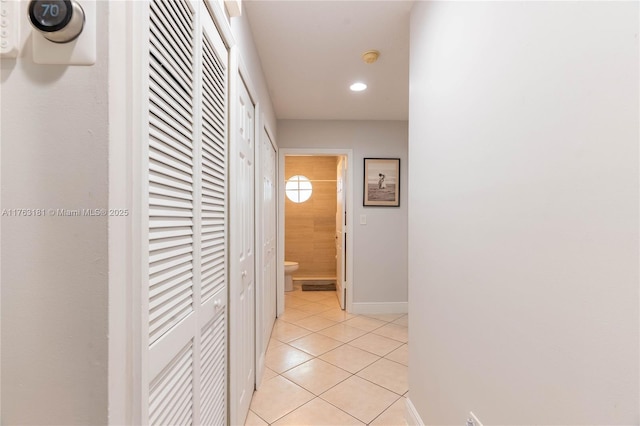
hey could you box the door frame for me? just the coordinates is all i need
[277,148,354,315]
[107,1,148,423]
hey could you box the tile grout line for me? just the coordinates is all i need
[263,337,406,421]
[271,369,392,426]
[251,289,408,426]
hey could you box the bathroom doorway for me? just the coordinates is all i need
[277,149,354,316]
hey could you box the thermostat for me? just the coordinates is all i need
[28,0,95,65]
[28,0,84,43]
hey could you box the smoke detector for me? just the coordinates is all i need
[361,50,380,64]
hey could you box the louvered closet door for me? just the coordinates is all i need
[198,11,229,426]
[146,0,228,424]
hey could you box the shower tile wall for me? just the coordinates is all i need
[285,156,338,278]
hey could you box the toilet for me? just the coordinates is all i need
[284,261,299,292]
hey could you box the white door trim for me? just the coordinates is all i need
[203,0,236,49]
[107,1,131,422]
[277,148,354,315]
[107,0,147,423]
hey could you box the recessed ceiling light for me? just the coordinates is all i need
[350,82,367,92]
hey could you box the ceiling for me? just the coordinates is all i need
[243,0,413,121]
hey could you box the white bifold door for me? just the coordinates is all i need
[144,0,229,424]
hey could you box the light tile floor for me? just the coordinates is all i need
[245,284,408,425]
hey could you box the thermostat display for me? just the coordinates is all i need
[30,1,70,30]
[28,0,84,43]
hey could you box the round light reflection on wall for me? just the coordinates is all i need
[286,175,313,203]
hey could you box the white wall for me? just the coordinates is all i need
[0,2,110,424]
[278,120,408,309]
[230,8,277,137]
[408,2,639,425]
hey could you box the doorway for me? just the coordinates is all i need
[277,149,354,316]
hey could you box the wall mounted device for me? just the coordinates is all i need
[1,0,21,58]
[28,0,84,43]
[28,0,95,65]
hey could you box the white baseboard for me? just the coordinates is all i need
[405,397,424,426]
[350,302,408,315]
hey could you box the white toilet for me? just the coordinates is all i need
[284,261,299,292]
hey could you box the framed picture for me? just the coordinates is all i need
[363,158,400,207]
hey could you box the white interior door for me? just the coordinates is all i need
[257,128,277,386]
[230,73,256,425]
[263,134,277,337]
[336,157,347,310]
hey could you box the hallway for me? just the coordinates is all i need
[245,285,408,425]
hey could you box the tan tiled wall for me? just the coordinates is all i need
[285,156,338,278]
